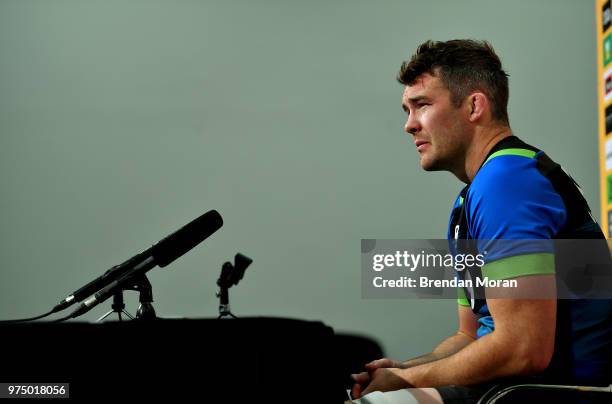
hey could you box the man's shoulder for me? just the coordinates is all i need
[469,151,542,197]
[463,149,567,238]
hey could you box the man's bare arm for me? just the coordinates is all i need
[396,275,557,387]
[352,304,479,398]
[400,305,478,368]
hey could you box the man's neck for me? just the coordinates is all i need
[456,127,513,184]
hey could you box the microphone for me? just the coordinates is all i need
[54,210,223,316]
[52,248,152,313]
[68,256,158,319]
[150,210,223,268]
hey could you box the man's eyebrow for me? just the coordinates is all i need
[402,95,429,112]
[407,95,428,103]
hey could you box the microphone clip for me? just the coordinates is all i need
[97,274,157,322]
[216,253,252,319]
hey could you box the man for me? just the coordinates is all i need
[349,40,612,403]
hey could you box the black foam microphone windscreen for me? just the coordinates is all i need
[151,210,223,268]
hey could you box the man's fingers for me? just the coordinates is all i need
[350,372,371,400]
[351,383,362,400]
[365,358,397,370]
[351,371,370,384]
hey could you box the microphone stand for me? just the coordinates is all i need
[97,290,134,322]
[97,274,157,322]
[217,262,237,319]
[134,275,157,320]
[216,253,252,319]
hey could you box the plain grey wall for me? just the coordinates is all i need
[0,0,598,361]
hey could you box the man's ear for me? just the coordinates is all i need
[467,92,488,122]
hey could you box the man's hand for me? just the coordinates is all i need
[365,358,404,370]
[360,368,412,397]
[350,358,403,399]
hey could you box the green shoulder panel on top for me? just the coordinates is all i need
[483,148,537,165]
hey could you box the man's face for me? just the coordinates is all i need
[402,73,470,172]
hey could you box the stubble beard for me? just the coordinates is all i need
[419,142,463,174]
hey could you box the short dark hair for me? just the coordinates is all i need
[397,39,510,125]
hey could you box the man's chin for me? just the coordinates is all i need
[419,158,440,171]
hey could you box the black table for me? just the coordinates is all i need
[1,317,380,403]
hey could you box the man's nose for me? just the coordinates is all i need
[404,115,420,134]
